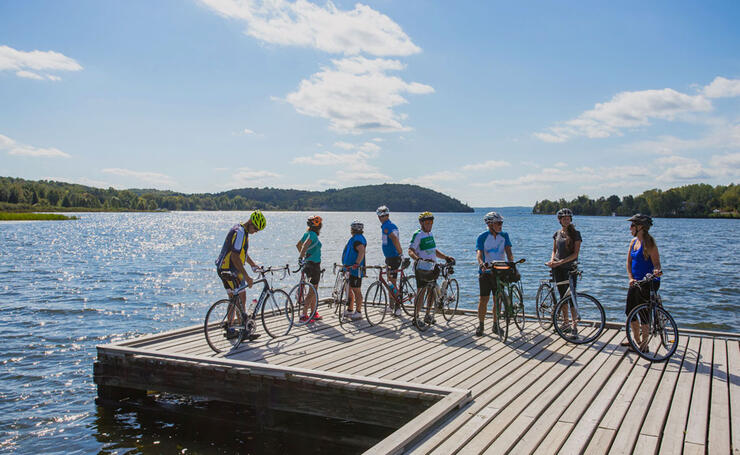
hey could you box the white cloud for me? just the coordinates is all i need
[0,45,82,80]
[461,160,511,171]
[292,150,377,171]
[226,167,282,187]
[243,128,256,135]
[102,168,176,186]
[623,121,740,155]
[0,133,70,158]
[401,171,463,184]
[333,141,380,153]
[285,56,433,133]
[536,87,712,142]
[200,0,420,56]
[336,169,389,181]
[703,77,740,99]
[710,152,740,171]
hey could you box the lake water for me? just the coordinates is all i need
[1,209,738,453]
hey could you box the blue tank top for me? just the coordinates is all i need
[342,234,366,277]
[631,242,659,281]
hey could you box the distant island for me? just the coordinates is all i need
[533,183,739,218]
[0,177,473,213]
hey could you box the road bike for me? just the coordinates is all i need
[549,266,605,344]
[625,273,678,362]
[363,258,417,325]
[484,259,526,342]
[412,259,459,332]
[204,265,293,353]
[288,261,322,326]
[331,263,364,328]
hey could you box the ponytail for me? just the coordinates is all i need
[564,223,577,251]
[642,230,656,260]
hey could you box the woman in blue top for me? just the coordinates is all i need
[623,214,662,348]
[296,215,323,322]
[341,220,366,321]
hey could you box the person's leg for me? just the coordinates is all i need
[353,287,363,313]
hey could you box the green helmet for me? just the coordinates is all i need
[249,210,266,231]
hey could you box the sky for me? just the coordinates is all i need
[1,0,739,206]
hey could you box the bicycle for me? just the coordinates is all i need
[363,258,417,325]
[331,263,364,328]
[549,266,605,345]
[204,265,293,353]
[535,263,576,331]
[288,261,322,326]
[412,259,459,332]
[483,259,526,342]
[625,273,678,362]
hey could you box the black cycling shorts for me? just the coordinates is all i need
[348,275,362,288]
[479,271,498,297]
[415,266,439,289]
[385,256,402,279]
[626,280,660,319]
[304,261,321,286]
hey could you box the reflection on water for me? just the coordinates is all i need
[0,209,737,452]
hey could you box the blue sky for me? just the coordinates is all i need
[1,0,738,206]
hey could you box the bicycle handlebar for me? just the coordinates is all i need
[483,258,525,270]
[632,272,660,287]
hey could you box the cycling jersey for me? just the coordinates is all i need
[476,230,511,263]
[342,233,366,277]
[215,223,248,271]
[300,230,321,263]
[381,219,400,258]
[409,228,436,271]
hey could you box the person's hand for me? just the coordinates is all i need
[246,275,254,288]
[446,256,455,265]
[298,257,305,266]
[653,268,663,277]
[251,265,261,273]
[629,278,637,287]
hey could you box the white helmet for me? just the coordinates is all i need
[557,208,574,218]
[350,220,364,230]
[376,205,390,217]
[483,211,504,224]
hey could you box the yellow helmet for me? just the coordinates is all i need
[249,210,266,231]
[418,211,434,221]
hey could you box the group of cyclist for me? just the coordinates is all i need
[215,205,663,346]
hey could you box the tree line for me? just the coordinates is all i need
[0,177,473,213]
[533,183,740,218]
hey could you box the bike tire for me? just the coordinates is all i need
[204,298,246,353]
[535,282,556,331]
[364,281,388,326]
[441,278,459,322]
[553,292,605,344]
[512,284,525,332]
[289,281,318,327]
[413,286,435,332]
[338,280,352,328]
[399,275,416,317]
[494,289,509,342]
[625,304,679,362]
[261,289,294,338]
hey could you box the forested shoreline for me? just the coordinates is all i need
[533,184,739,218]
[0,177,473,213]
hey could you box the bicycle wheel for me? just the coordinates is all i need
[493,289,509,342]
[511,284,525,332]
[441,278,459,322]
[535,282,556,331]
[337,280,352,329]
[289,281,318,326]
[399,275,416,317]
[626,304,679,362]
[553,292,605,344]
[364,281,388,326]
[204,298,246,353]
[413,286,436,332]
[261,289,294,338]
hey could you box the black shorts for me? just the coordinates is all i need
[304,261,321,286]
[217,268,245,291]
[479,271,498,297]
[552,265,577,299]
[385,256,402,279]
[626,280,660,319]
[415,266,439,289]
[348,275,362,288]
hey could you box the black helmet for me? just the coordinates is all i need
[627,214,653,227]
[557,208,573,218]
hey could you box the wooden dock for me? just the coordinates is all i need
[95,308,739,454]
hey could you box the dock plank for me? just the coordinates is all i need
[708,338,730,455]
[684,336,714,452]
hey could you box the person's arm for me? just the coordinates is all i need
[553,241,581,266]
[295,239,304,253]
[550,237,557,261]
[477,249,485,269]
[505,245,514,262]
[355,244,365,265]
[298,238,312,260]
[408,247,418,261]
[627,239,636,285]
[231,251,253,287]
[649,244,662,277]
[389,232,403,256]
[435,249,451,261]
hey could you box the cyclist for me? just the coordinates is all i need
[214,210,266,339]
[377,205,404,316]
[296,215,323,322]
[623,214,662,349]
[341,220,366,321]
[545,208,582,329]
[475,211,514,336]
[408,211,454,325]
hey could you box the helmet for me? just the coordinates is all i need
[483,211,504,224]
[418,211,434,221]
[249,210,266,231]
[557,208,573,219]
[627,214,653,227]
[350,220,364,231]
[307,215,322,227]
[376,205,390,217]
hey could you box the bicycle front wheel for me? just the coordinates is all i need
[626,304,679,362]
[512,284,525,332]
[289,281,318,326]
[261,289,294,338]
[553,292,605,344]
[494,289,509,342]
[204,298,246,353]
[535,283,556,331]
[398,275,416,316]
[441,278,459,322]
[413,286,435,332]
[364,281,389,325]
[338,280,352,328]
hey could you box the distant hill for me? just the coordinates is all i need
[0,177,473,213]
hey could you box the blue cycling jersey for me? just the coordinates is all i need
[342,233,366,277]
[381,219,400,258]
[476,230,511,267]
